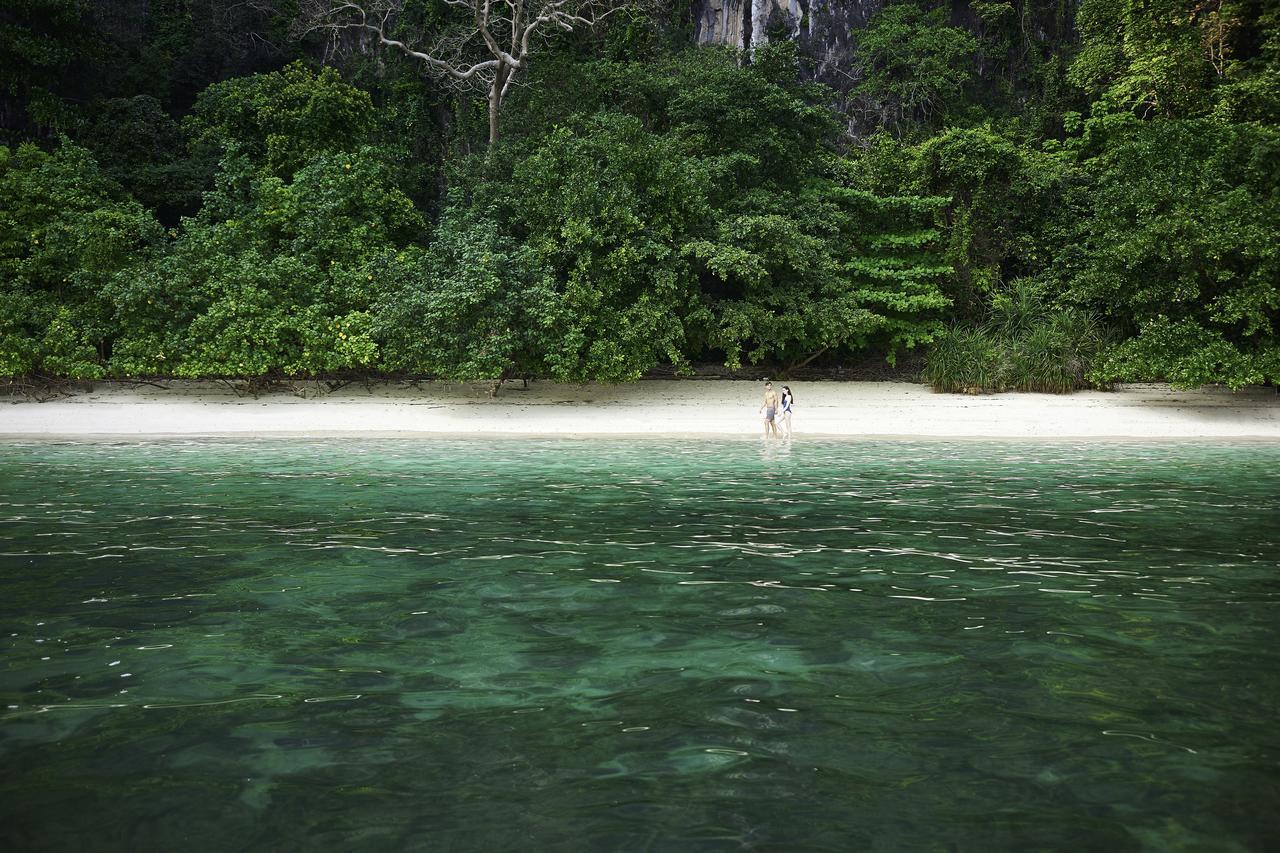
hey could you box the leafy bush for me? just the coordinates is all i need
[1089,317,1280,390]
[850,4,978,133]
[0,141,159,380]
[921,325,1005,393]
[923,282,1109,394]
[79,95,208,219]
[1006,308,1106,393]
[387,50,954,381]
[109,148,424,378]
[507,114,710,380]
[186,62,377,180]
[1062,117,1279,388]
[374,212,553,381]
[908,128,1069,315]
[380,113,706,382]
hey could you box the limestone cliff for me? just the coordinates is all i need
[691,0,887,83]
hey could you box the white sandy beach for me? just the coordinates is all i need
[1,379,1278,439]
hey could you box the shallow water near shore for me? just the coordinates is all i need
[1,438,1278,851]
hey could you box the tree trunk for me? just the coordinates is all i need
[488,64,510,147]
[787,346,829,373]
[488,87,501,146]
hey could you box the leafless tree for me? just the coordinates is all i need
[295,0,651,147]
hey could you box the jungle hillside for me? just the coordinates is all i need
[2,0,1277,391]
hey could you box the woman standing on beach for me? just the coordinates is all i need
[779,386,794,438]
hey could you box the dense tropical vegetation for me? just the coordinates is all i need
[2,0,1277,390]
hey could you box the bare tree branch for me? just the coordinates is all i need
[295,0,653,146]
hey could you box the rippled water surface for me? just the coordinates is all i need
[2,439,1278,851]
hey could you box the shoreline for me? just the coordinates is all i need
[6,434,1280,445]
[2,379,1278,440]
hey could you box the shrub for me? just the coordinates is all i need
[1064,118,1279,388]
[923,284,1110,394]
[1005,307,1107,393]
[1088,317,1280,390]
[0,141,159,380]
[109,148,424,378]
[921,325,1005,393]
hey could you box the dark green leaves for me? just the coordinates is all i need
[0,141,159,378]
[1065,118,1279,388]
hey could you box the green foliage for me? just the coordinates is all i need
[327,50,449,214]
[186,62,377,180]
[851,3,978,133]
[374,211,555,381]
[1089,317,1279,390]
[987,275,1050,339]
[0,43,951,385]
[376,47,953,381]
[109,148,424,378]
[1070,0,1280,121]
[1070,0,1211,118]
[1005,308,1108,393]
[905,125,1068,314]
[923,281,1108,394]
[509,47,952,373]
[858,0,1279,392]
[506,114,708,380]
[1063,116,1279,388]
[668,42,841,192]
[0,0,98,136]
[696,178,951,370]
[382,112,708,382]
[84,63,426,380]
[921,324,1005,393]
[0,141,159,378]
[2,2,1278,396]
[517,45,840,192]
[79,95,208,218]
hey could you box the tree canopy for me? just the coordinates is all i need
[1,0,1276,389]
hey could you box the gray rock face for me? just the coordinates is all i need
[688,0,1077,130]
[691,0,750,48]
[691,0,887,87]
[693,1,844,48]
[690,1,1078,69]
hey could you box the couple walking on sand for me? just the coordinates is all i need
[759,381,794,438]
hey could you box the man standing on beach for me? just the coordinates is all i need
[760,382,780,438]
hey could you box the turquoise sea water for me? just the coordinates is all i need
[1,438,1278,851]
